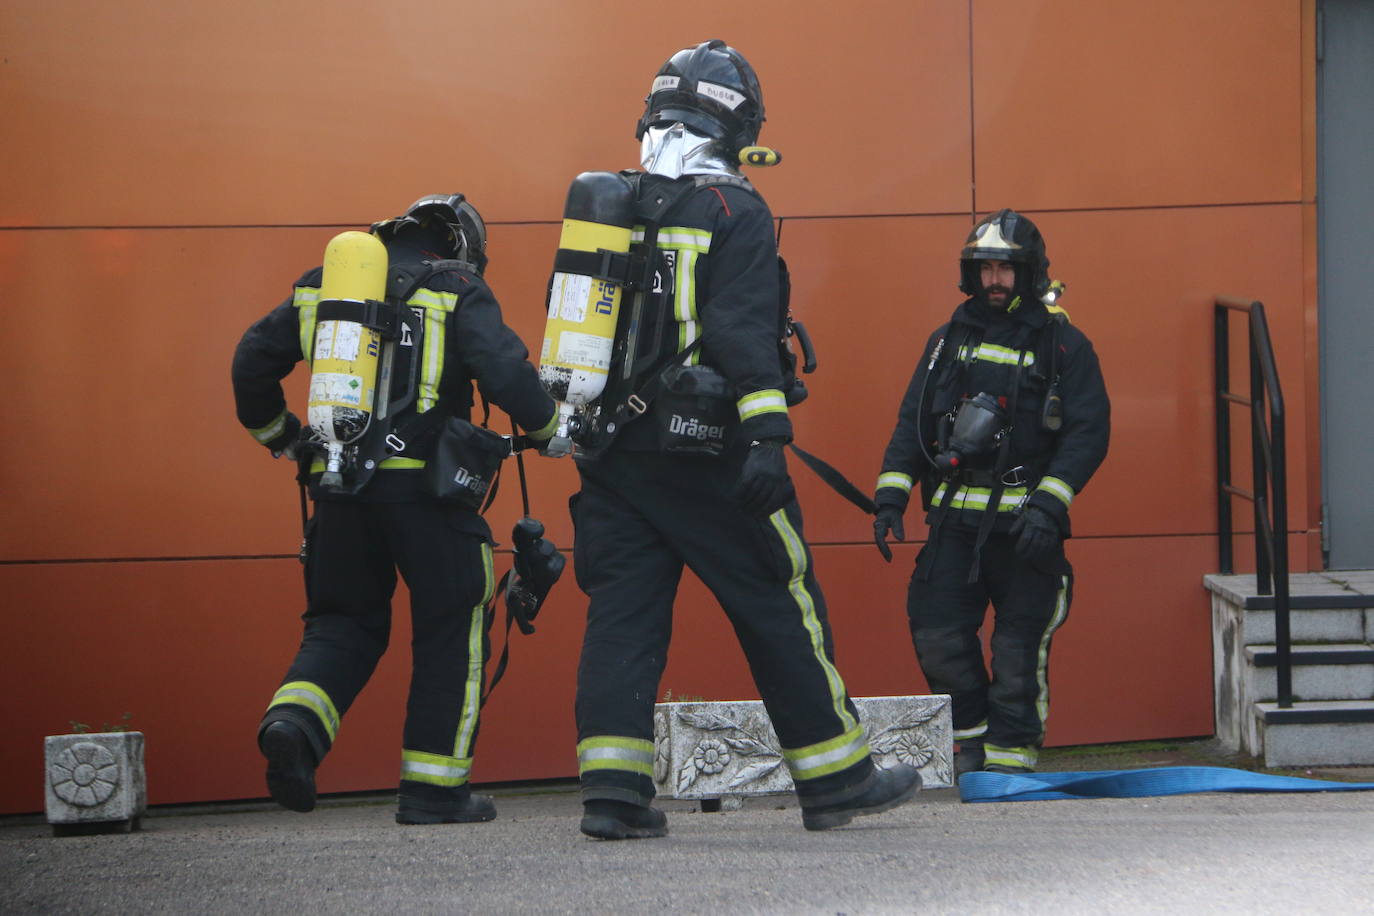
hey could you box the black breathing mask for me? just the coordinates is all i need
[933,392,1008,474]
[505,517,566,634]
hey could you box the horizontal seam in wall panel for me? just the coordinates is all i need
[802,529,1319,549]
[0,221,563,232]
[0,554,298,565]
[1,550,527,565]
[0,201,1310,232]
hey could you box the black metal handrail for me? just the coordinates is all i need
[1214,297,1292,707]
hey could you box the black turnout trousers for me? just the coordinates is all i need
[572,447,871,807]
[907,525,1072,764]
[266,498,493,797]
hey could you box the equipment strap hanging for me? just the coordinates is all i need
[481,414,539,706]
[788,444,877,515]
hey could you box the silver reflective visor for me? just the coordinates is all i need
[640,122,738,178]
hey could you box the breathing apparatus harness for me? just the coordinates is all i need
[546,172,877,514]
[290,259,566,701]
[916,309,1067,583]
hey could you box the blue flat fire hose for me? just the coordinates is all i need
[958,766,1374,803]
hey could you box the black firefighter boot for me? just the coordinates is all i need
[580,800,669,840]
[800,762,922,831]
[396,787,497,825]
[260,720,318,813]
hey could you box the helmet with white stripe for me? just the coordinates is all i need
[635,40,765,157]
[958,208,1051,300]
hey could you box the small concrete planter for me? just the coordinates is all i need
[44,731,146,835]
[654,694,952,806]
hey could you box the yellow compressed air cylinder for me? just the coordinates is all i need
[538,172,636,409]
[307,231,388,482]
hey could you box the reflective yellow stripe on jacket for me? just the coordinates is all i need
[930,482,1029,512]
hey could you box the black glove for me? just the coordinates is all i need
[733,439,795,518]
[265,412,302,460]
[873,505,906,563]
[1010,505,1061,562]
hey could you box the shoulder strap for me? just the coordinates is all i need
[691,173,760,199]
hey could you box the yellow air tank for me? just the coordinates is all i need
[539,172,636,437]
[307,230,388,488]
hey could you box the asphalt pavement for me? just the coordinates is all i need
[6,740,1374,914]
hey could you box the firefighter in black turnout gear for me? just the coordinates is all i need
[567,40,920,839]
[231,195,559,824]
[873,209,1109,777]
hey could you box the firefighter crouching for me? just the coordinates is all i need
[872,209,1110,778]
[231,194,561,824]
[554,40,921,840]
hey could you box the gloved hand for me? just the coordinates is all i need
[1010,505,1061,562]
[266,412,303,461]
[733,439,795,518]
[873,505,905,563]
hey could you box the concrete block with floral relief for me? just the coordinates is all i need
[653,695,952,800]
[44,731,146,832]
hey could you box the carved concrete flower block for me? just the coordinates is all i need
[44,732,146,834]
[654,694,952,802]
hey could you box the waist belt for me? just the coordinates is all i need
[947,465,1030,488]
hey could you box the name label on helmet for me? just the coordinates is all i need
[697,81,746,110]
[652,75,680,93]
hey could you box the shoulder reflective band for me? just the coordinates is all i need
[960,766,1374,804]
[577,736,655,777]
[408,288,459,414]
[738,389,788,422]
[877,472,914,494]
[293,285,321,360]
[1036,475,1075,509]
[782,725,869,782]
[250,410,291,445]
[955,342,1035,367]
[267,681,339,741]
[657,227,712,251]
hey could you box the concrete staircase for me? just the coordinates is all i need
[1207,571,1374,767]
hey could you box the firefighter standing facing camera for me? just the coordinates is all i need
[873,209,1110,778]
[551,40,921,840]
[231,194,560,825]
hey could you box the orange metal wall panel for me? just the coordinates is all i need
[824,535,1220,746]
[779,205,1309,544]
[0,222,576,562]
[1,535,1218,814]
[0,557,590,814]
[1,0,969,228]
[1032,205,1310,537]
[0,1,1317,812]
[972,0,1302,211]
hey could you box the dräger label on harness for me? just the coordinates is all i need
[668,414,727,442]
[654,363,735,457]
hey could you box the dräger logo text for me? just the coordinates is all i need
[668,414,725,441]
[452,467,488,493]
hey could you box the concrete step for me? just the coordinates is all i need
[1206,572,1374,645]
[1243,643,1374,702]
[1236,607,1370,645]
[1253,699,1374,767]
